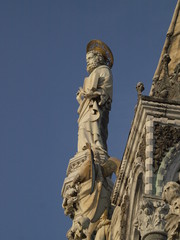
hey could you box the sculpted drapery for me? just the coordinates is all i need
[76,40,114,152]
[71,144,121,240]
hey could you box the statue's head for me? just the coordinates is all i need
[86,51,106,73]
[162,181,180,204]
[86,40,114,74]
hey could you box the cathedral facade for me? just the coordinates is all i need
[62,1,180,239]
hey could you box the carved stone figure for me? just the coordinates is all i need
[162,182,180,240]
[76,40,114,152]
[62,184,78,219]
[66,216,90,240]
[71,143,120,240]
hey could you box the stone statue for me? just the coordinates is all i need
[162,182,180,240]
[71,143,120,240]
[76,40,114,152]
[62,40,117,240]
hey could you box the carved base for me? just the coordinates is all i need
[61,149,109,197]
[61,148,113,240]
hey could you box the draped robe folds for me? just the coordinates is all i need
[77,65,113,152]
[77,160,113,223]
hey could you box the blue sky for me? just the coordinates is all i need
[0,0,177,239]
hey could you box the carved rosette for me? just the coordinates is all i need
[154,123,180,173]
[134,196,169,239]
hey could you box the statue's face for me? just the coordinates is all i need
[86,52,98,74]
[172,198,180,214]
[163,182,180,204]
[86,51,105,74]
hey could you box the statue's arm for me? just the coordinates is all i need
[86,67,112,105]
[84,89,101,99]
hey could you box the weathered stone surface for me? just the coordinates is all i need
[134,195,168,239]
[136,132,146,161]
[136,82,145,95]
[110,191,129,240]
[150,0,180,101]
[62,143,120,240]
[66,148,109,176]
[154,123,180,173]
[162,182,180,240]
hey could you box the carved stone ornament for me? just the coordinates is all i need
[134,196,169,239]
[154,123,180,173]
[136,82,145,95]
[162,182,180,240]
[151,54,180,101]
[66,216,90,240]
[136,132,146,161]
[66,148,109,176]
[62,184,79,219]
[111,158,127,205]
[62,143,121,240]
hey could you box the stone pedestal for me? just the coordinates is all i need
[61,148,109,198]
[61,148,110,239]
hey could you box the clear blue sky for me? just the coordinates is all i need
[0,0,177,239]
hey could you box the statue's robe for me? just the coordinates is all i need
[78,65,113,152]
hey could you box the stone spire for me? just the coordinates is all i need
[150,0,180,100]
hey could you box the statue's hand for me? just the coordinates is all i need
[85,90,101,99]
[76,87,85,96]
[84,90,93,98]
[76,87,85,104]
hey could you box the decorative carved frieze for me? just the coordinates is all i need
[111,158,127,205]
[134,196,169,239]
[154,123,180,173]
[67,149,109,175]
